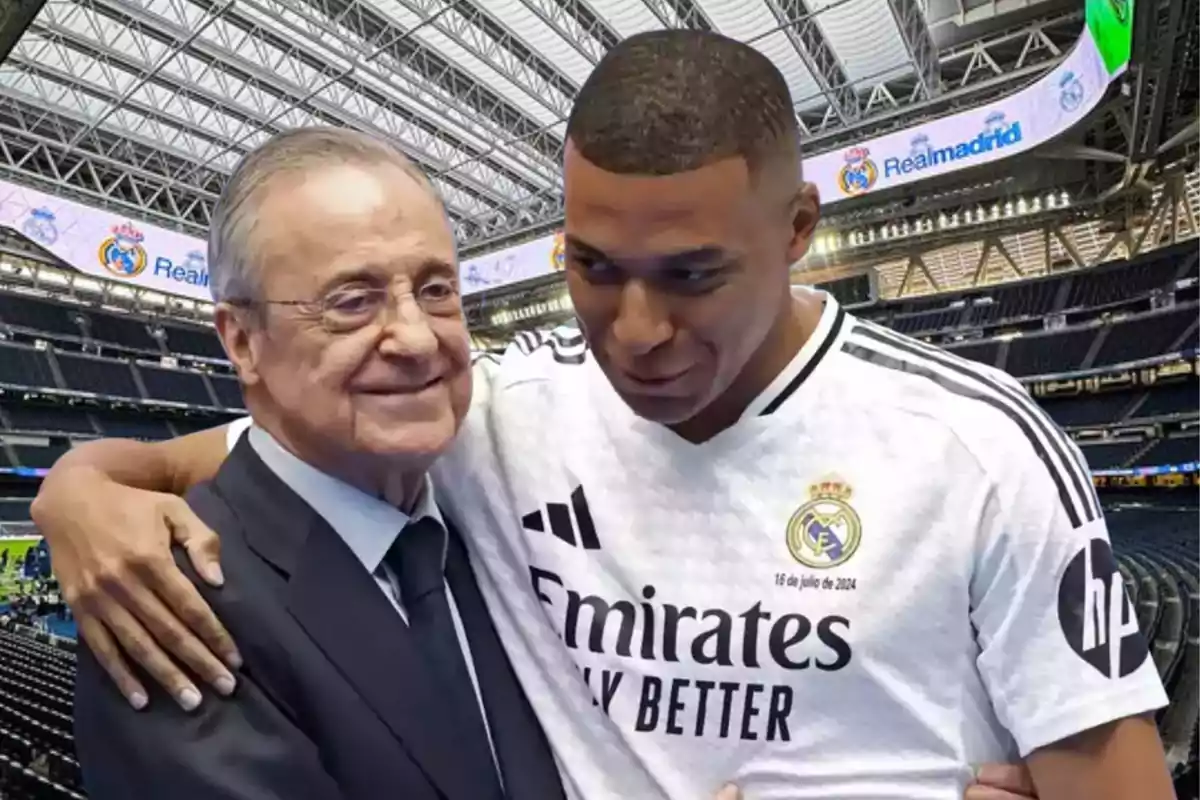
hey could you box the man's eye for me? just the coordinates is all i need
[419,280,458,302]
[572,256,618,278]
[666,267,721,284]
[327,289,379,315]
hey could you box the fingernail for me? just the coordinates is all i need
[128,692,148,710]
[177,688,202,711]
[226,650,243,670]
[207,565,225,586]
[214,675,236,696]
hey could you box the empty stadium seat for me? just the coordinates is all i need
[209,375,245,410]
[1041,392,1139,428]
[0,501,32,522]
[1080,441,1145,469]
[137,366,213,407]
[0,345,58,390]
[1005,328,1097,376]
[10,446,70,472]
[90,411,174,441]
[1066,251,1185,310]
[1138,435,1200,467]
[942,339,999,367]
[0,296,82,340]
[1093,308,1198,367]
[967,279,1059,325]
[1,406,94,437]
[81,313,158,352]
[54,355,138,400]
[1135,382,1200,419]
[1109,502,1200,778]
[891,308,963,334]
[162,325,226,360]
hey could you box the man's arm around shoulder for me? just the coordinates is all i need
[74,542,344,800]
[36,422,233,502]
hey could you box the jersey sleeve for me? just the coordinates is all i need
[469,348,505,413]
[969,432,1168,757]
[225,416,252,452]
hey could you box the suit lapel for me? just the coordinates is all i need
[288,533,500,800]
[212,439,499,800]
[444,521,567,800]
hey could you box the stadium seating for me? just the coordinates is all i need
[0,626,83,799]
[0,243,1195,477]
[1108,498,1200,791]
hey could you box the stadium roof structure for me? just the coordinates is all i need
[0,0,1139,255]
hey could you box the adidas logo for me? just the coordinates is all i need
[521,486,601,550]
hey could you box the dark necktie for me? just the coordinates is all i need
[384,518,501,787]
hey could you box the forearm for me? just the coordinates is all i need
[1028,716,1174,800]
[46,438,182,495]
[38,425,232,501]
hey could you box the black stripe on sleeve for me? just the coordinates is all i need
[853,321,1100,521]
[842,337,1093,530]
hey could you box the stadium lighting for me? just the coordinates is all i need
[820,183,1086,258]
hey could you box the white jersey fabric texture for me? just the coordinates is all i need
[226,291,1167,800]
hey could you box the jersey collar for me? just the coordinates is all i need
[740,289,847,420]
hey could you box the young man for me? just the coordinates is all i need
[36,30,1170,800]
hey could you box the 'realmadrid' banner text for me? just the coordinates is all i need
[0,0,1132,300]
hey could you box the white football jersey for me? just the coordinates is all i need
[431,292,1167,800]
[227,291,1168,800]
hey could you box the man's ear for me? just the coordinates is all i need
[214,303,262,388]
[785,181,821,264]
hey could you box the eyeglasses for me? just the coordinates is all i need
[228,280,460,334]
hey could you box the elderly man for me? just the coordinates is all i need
[70,128,566,800]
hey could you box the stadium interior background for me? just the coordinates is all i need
[0,0,1194,796]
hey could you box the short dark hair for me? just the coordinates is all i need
[566,30,799,177]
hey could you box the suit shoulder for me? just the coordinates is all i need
[183,482,254,558]
[179,482,275,610]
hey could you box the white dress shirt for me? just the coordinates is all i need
[245,425,501,776]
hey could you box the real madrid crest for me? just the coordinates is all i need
[786,476,862,569]
[550,231,566,272]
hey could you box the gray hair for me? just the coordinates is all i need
[207,126,439,304]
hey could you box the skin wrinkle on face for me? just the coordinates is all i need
[215,160,472,509]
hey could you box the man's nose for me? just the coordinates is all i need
[377,293,438,358]
[610,280,673,356]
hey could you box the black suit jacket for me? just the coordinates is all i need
[74,437,566,800]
